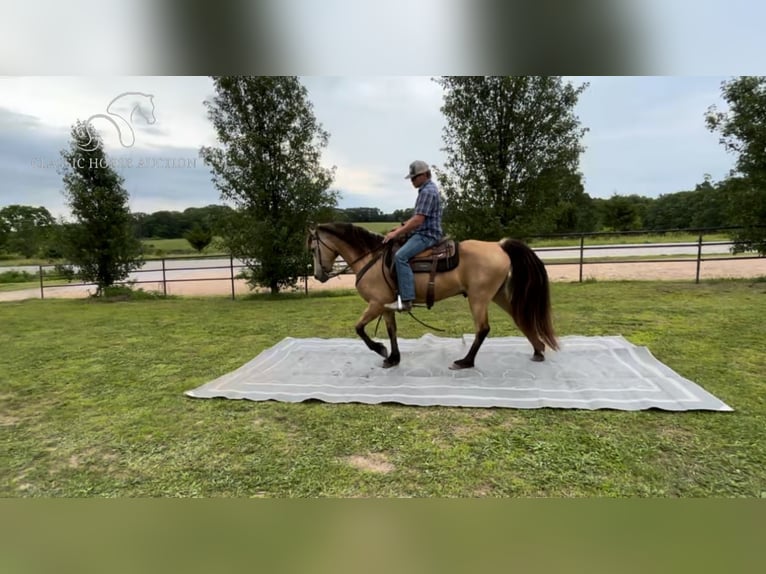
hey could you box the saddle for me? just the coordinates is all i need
[386,237,460,309]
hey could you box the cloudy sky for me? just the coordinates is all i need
[0,76,739,218]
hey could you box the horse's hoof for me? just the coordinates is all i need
[382,358,399,369]
[449,360,473,370]
[376,346,389,359]
[531,353,544,362]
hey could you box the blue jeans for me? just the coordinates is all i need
[393,233,438,302]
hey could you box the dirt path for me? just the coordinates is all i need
[2,258,764,301]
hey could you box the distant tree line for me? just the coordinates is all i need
[130,205,415,238]
[328,207,415,223]
[131,205,233,239]
[0,180,746,262]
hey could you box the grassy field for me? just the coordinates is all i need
[141,237,225,258]
[2,280,765,497]
[0,270,71,293]
[522,232,732,248]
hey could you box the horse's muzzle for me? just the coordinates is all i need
[314,270,330,283]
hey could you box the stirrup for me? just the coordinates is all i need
[384,296,412,312]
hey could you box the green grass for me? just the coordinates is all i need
[140,237,225,258]
[0,280,72,293]
[0,270,72,293]
[0,257,59,266]
[527,232,732,248]
[354,221,398,234]
[2,280,764,497]
[542,252,760,265]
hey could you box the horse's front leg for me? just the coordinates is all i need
[355,303,388,360]
[381,310,400,368]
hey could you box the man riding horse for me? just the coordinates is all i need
[382,160,442,313]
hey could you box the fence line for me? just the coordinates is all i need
[2,226,764,300]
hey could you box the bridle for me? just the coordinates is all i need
[310,230,344,278]
[309,228,389,282]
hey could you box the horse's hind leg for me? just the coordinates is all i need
[450,297,490,370]
[381,311,401,369]
[355,303,388,360]
[492,292,545,362]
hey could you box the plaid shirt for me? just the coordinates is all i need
[413,179,443,240]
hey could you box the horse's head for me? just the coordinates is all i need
[107,91,157,126]
[307,226,339,283]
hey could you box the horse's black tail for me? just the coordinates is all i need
[499,238,559,351]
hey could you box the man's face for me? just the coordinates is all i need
[410,172,425,187]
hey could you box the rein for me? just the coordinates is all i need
[312,230,391,286]
[403,309,446,332]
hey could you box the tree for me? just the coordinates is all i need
[183,205,232,236]
[599,194,646,231]
[435,76,589,240]
[706,76,766,254]
[183,224,213,253]
[342,207,385,222]
[59,120,143,296]
[392,207,415,223]
[644,178,730,231]
[200,76,337,294]
[0,204,55,258]
[0,215,8,253]
[552,191,597,233]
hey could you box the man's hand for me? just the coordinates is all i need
[383,229,398,244]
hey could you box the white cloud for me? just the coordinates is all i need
[0,76,216,151]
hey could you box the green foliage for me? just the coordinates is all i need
[598,194,651,231]
[183,224,213,253]
[643,178,731,231]
[706,76,766,254]
[0,216,7,252]
[0,270,36,283]
[200,76,337,294]
[340,207,385,222]
[133,204,233,239]
[435,76,590,240]
[99,285,167,300]
[59,120,143,296]
[0,204,55,258]
[718,177,766,254]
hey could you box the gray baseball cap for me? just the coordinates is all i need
[405,160,430,179]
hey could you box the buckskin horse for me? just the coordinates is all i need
[307,222,558,369]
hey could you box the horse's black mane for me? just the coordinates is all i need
[318,222,384,251]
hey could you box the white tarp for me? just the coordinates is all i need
[185,335,733,411]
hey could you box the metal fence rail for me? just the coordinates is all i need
[528,229,763,283]
[26,254,313,300]
[2,226,763,300]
